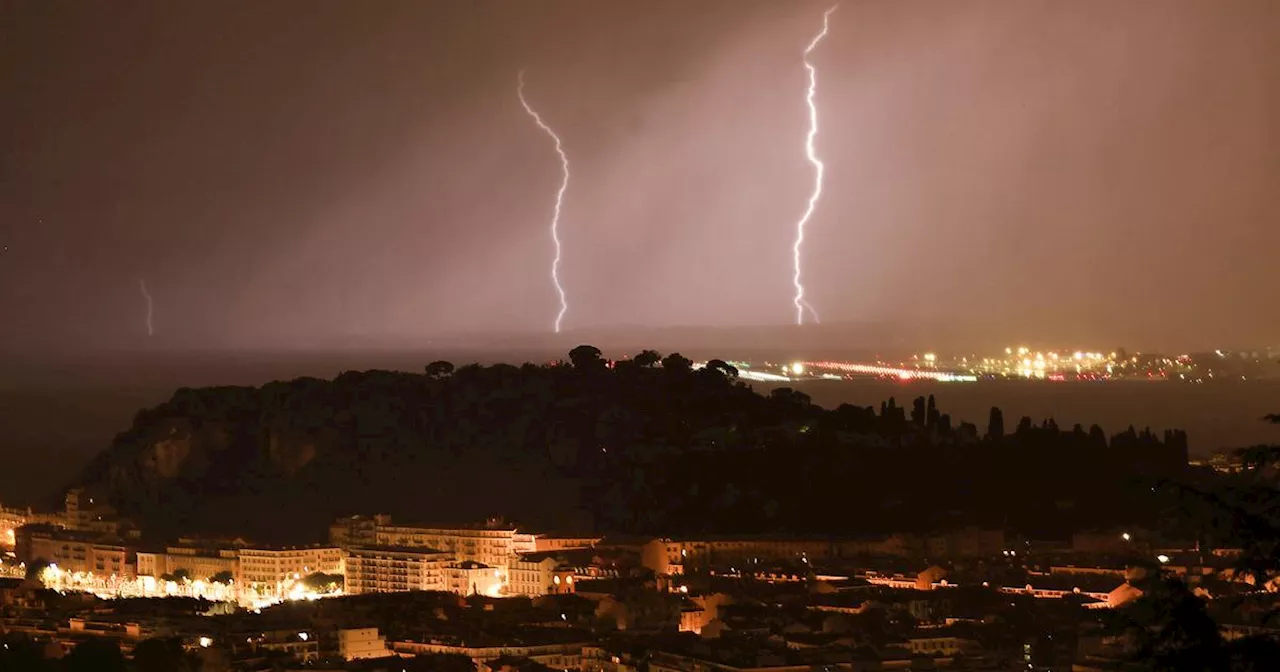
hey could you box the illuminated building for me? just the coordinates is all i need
[445,560,506,597]
[344,545,450,595]
[239,546,344,596]
[338,627,392,661]
[0,505,31,550]
[14,524,132,577]
[374,521,527,569]
[533,535,602,552]
[135,545,238,582]
[508,552,577,596]
[331,516,592,571]
[329,516,528,568]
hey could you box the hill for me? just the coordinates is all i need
[71,347,1188,543]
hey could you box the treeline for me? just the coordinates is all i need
[75,347,1188,542]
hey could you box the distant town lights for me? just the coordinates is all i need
[790,362,805,375]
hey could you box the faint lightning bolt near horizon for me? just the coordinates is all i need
[138,278,154,337]
[792,5,836,326]
[517,70,570,334]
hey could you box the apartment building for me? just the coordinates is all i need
[375,523,521,569]
[135,545,238,582]
[13,524,133,578]
[444,561,505,597]
[344,546,450,595]
[508,552,578,597]
[239,546,344,593]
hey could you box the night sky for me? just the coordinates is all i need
[1,0,1276,352]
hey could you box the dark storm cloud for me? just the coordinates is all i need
[0,0,1275,352]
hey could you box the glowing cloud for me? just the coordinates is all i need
[792,5,836,325]
[517,70,571,333]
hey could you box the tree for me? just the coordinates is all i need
[300,572,344,593]
[24,559,49,582]
[911,397,926,427]
[133,637,196,672]
[568,345,604,371]
[634,350,662,368]
[62,639,126,672]
[425,361,455,379]
[1121,577,1223,670]
[704,359,739,378]
[661,352,692,373]
[0,633,55,672]
[210,570,234,584]
[172,569,191,583]
[987,407,1004,440]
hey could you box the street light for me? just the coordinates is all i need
[1121,532,1131,542]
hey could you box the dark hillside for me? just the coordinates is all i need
[72,349,1188,543]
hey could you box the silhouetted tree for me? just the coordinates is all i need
[300,572,343,592]
[62,639,126,672]
[634,350,662,368]
[987,407,1004,440]
[425,361,455,379]
[568,345,604,371]
[1122,577,1223,671]
[210,570,234,584]
[911,397,925,427]
[0,634,55,672]
[133,637,196,672]
[704,359,739,378]
[660,352,692,373]
[24,559,49,581]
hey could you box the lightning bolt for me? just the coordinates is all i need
[517,70,570,334]
[138,278,154,337]
[793,5,836,326]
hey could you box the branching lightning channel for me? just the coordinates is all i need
[792,5,837,326]
[138,278,154,337]
[517,70,570,334]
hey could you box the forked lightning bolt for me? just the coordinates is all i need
[793,5,836,325]
[138,278,154,337]
[517,70,570,334]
